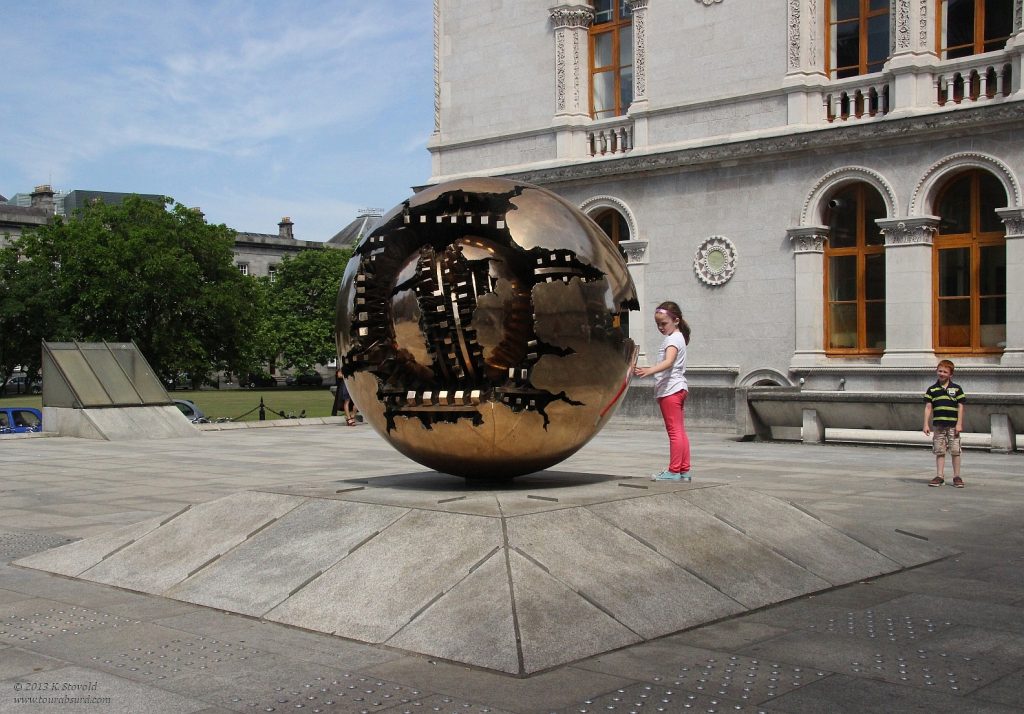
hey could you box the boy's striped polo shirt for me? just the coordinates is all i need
[924,381,966,424]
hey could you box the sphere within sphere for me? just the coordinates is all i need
[336,178,638,478]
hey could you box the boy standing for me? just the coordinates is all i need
[923,359,966,488]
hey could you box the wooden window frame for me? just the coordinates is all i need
[589,1,632,119]
[932,170,1007,354]
[826,0,890,79]
[824,184,886,355]
[937,0,1014,59]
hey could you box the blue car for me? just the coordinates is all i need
[0,407,43,434]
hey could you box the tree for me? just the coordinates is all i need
[9,196,261,383]
[262,247,351,371]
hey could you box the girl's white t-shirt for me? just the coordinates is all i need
[654,331,687,398]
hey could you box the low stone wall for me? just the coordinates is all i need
[614,383,736,431]
[742,388,1023,453]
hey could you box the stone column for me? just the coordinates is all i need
[788,226,828,367]
[625,0,650,149]
[620,239,649,362]
[783,0,828,125]
[877,217,939,366]
[886,0,941,113]
[549,4,594,159]
[997,207,1024,365]
[1007,0,1024,98]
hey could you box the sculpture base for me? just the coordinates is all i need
[15,472,950,676]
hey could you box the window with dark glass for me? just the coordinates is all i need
[592,207,631,336]
[824,184,886,353]
[939,0,1013,59]
[934,170,1007,351]
[590,0,633,119]
[828,0,890,78]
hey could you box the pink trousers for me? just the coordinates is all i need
[657,390,690,473]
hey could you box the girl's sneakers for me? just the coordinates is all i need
[650,471,692,482]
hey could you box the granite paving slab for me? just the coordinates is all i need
[506,503,745,639]
[681,486,903,583]
[78,492,304,594]
[507,548,640,674]
[167,498,408,615]
[387,549,519,674]
[13,516,166,576]
[265,509,503,643]
[587,493,831,609]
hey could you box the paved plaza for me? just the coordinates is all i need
[0,423,1022,713]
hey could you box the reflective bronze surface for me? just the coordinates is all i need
[336,178,638,478]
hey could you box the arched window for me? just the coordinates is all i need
[589,0,633,119]
[938,0,1014,59]
[592,207,631,336]
[824,183,886,353]
[933,170,1007,351]
[827,0,890,78]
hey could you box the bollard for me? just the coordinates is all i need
[259,397,266,421]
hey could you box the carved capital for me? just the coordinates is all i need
[619,239,648,264]
[997,207,1024,238]
[549,4,594,30]
[787,226,828,253]
[877,217,939,246]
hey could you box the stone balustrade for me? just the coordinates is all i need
[587,118,633,157]
[935,55,1014,106]
[825,75,892,122]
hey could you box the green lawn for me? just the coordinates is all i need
[0,388,338,422]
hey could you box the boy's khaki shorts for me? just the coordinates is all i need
[932,425,961,456]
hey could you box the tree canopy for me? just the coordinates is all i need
[1,196,261,384]
[257,247,351,372]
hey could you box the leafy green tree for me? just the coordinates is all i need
[0,242,42,387]
[263,247,351,372]
[9,196,261,383]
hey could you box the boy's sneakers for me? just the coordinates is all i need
[928,476,944,487]
[953,476,965,488]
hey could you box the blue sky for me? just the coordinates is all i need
[1,1,435,242]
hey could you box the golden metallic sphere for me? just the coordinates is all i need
[336,178,638,478]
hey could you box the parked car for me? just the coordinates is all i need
[2,373,42,396]
[246,372,278,388]
[173,399,206,423]
[0,406,43,434]
[286,371,324,387]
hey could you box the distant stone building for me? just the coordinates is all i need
[0,185,56,248]
[233,216,342,280]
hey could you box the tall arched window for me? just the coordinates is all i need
[590,0,633,119]
[827,0,890,78]
[592,207,631,336]
[824,183,886,353]
[934,170,1007,351]
[938,0,1014,59]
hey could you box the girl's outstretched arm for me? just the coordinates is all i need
[634,346,678,378]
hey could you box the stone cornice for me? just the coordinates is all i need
[500,102,1024,187]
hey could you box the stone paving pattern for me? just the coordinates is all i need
[0,424,1022,712]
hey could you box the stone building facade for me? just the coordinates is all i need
[428,0,1024,430]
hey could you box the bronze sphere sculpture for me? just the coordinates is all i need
[336,178,638,478]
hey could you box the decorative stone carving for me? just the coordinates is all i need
[549,6,594,29]
[550,5,594,118]
[920,0,929,47]
[694,236,738,285]
[911,152,1023,216]
[801,166,898,227]
[808,0,817,66]
[787,227,828,253]
[997,208,1024,238]
[619,240,648,264]
[695,0,724,4]
[433,0,441,133]
[878,218,938,246]
[629,0,648,102]
[788,0,801,70]
[896,0,911,50]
